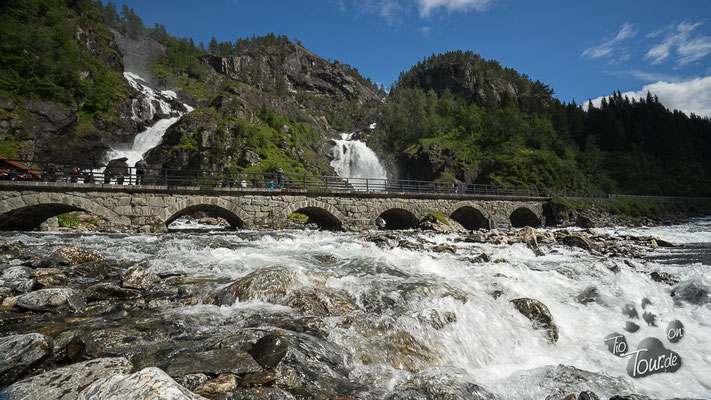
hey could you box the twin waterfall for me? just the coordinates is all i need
[330,133,388,181]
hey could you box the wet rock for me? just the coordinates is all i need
[577,391,601,400]
[654,238,681,248]
[561,235,592,251]
[194,373,237,399]
[66,335,102,362]
[224,388,297,400]
[356,329,438,373]
[471,253,491,263]
[490,289,504,299]
[27,256,70,269]
[164,348,262,377]
[122,266,161,290]
[671,281,710,305]
[314,254,338,265]
[0,333,53,386]
[510,298,559,344]
[2,266,33,280]
[518,226,541,254]
[86,282,142,301]
[419,214,467,234]
[51,246,104,265]
[72,260,120,279]
[218,266,300,305]
[1,295,18,310]
[1,277,35,294]
[398,240,424,251]
[78,367,207,399]
[463,232,486,243]
[241,370,278,386]
[282,286,360,317]
[416,309,457,329]
[385,367,499,400]
[16,288,86,313]
[649,271,678,285]
[506,364,633,400]
[33,267,70,287]
[178,373,209,391]
[0,358,132,400]
[537,231,557,244]
[248,333,289,370]
[575,286,603,305]
[274,365,299,389]
[432,244,457,254]
[364,235,393,249]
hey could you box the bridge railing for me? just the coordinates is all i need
[0,158,611,199]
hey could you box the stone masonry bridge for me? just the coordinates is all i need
[0,182,549,233]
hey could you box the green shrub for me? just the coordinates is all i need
[57,213,80,227]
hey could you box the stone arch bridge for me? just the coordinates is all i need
[0,182,549,232]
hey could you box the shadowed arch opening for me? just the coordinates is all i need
[0,204,85,231]
[165,204,244,230]
[291,207,343,231]
[450,206,490,230]
[510,207,541,228]
[378,208,419,230]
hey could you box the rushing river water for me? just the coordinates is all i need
[2,219,710,399]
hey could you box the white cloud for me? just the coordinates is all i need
[582,22,638,60]
[417,0,491,18]
[644,21,711,67]
[356,0,408,27]
[586,76,711,118]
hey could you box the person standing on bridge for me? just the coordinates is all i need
[135,158,147,185]
[277,168,285,189]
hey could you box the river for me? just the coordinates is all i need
[1,219,709,399]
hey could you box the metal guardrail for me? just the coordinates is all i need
[1,158,697,200]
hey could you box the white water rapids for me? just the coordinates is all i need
[102,72,193,169]
[3,220,710,398]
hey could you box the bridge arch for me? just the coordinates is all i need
[509,204,542,228]
[162,198,248,229]
[0,194,127,231]
[446,201,491,230]
[371,202,422,230]
[280,199,346,231]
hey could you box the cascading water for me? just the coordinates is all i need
[102,72,193,169]
[330,133,388,181]
[2,220,710,398]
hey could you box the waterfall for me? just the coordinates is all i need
[102,72,193,169]
[330,133,387,180]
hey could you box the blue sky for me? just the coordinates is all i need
[117,0,711,116]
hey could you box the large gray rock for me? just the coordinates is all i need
[217,267,300,306]
[164,348,262,377]
[78,367,208,400]
[16,288,86,313]
[2,266,33,280]
[122,266,161,290]
[281,286,359,317]
[505,364,634,400]
[50,246,104,265]
[0,333,53,386]
[386,367,499,400]
[248,333,289,370]
[0,357,132,400]
[511,298,559,344]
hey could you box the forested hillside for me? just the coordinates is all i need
[1,2,709,195]
[372,51,711,195]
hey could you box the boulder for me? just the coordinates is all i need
[86,282,142,301]
[560,235,592,252]
[77,367,207,399]
[65,335,102,362]
[385,367,499,400]
[16,288,86,313]
[432,244,457,254]
[2,266,33,280]
[506,364,634,400]
[0,333,53,386]
[517,226,540,253]
[0,357,132,400]
[217,267,300,305]
[51,246,104,265]
[122,266,161,290]
[33,267,70,288]
[649,271,678,285]
[282,286,359,317]
[510,298,559,344]
[575,287,603,305]
[463,232,487,243]
[248,333,289,370]
[224,388,296,400]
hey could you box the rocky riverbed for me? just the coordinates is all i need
[0,220,709,399]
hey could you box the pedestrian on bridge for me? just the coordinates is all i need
[277,168,285,189]
[135,158,147,185]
